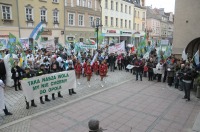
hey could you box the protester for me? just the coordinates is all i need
[147,58,154,81]
[67,63,77,95]
[156,60,164,82]
[0,58,6,83]
[11,61,22,91]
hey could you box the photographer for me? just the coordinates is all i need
[156,60,164,82]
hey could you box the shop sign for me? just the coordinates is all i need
[41,29,52,35]
[107,30,116,33]
[0,35,9,38]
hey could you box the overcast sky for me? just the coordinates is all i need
[146,0,175,13]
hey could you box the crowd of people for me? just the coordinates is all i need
[0,47,199,116]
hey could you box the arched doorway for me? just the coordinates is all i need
[185,37,200,57]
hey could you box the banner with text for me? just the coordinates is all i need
[21,71,76,102]
[39,39,55,51]
[19,38,29,49]
[108,41,125,54]
[81,44,97,49]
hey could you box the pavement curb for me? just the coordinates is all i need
[0,78,133,129]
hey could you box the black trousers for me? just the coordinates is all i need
[163,71,167,82]
[118,63,122,70]
[14,78,21,90]
[168,77,173,86]
[183,82,191,100]
[148,72,153,81]
[157,74,162,82]
[110,63,115,72]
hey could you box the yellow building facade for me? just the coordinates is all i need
[18,0,65,45]
[0,0,19,38]
[133,5,146,47]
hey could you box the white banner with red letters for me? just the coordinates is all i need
[108,41,125,54]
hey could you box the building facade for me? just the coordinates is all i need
[65,0,101,46]
[0,0,19,38]
[165,12,174,44]
[101,0,134,46]
[133,0,146,47]
[18,0,65,45]
[173,0,200,56]
[146,7,161,44]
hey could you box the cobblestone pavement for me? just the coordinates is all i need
[0,70,200,132]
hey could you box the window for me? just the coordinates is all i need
[79,38,84,42]
[121,4,123,12]
[125,20,127,28]
[96,18,100,26]
[120,19,123,28]
[42,37,48,41]
[89,16,94,27]
[2,5,11,20]
[138,11,140,18]
[125,5,127,13]
[88,0,92,8]
[116,18,118,27]
[68,13,75,26]
[78,14,84,26]
[105,16,108,26]
[25,7,33,21]
[77,0,81,6]
[82,0,86,7]
[111,17,113,26]
[105,0,108,9]
[137,24,139,31]
[53,9,59,23]
[40,9,47,22]
[129,20,131,28]
[52,0,59,3]
[116,2,118,11]
[142,12,145,19]
[142,22,145,31]
[54,37,59,46]
[129,6,131,14]
[111,1,114,10]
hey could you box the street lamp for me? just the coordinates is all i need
[92,19,103,50]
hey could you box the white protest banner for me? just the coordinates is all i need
[126,64,134,70]
[19,38,29,49]
[81,44,97,49]
[21,71,76,102]
[39,39,55,51]
[0,38,7,50]
[108,41,125,54]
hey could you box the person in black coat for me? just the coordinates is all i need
[23,67,37,109]
[0,59,6,83]
[11,61,22,91]
[147,58,154,81]
[36,64,50,104]
[50,64,63,100]
[108,53,116,72]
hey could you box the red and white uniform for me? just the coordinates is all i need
[99,64,106,76]
[92,61,99,73]
[85,65,93,76]
[74,63,82,74]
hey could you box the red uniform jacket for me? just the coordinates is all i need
[74,63,82,74]
[85,65,92,76]
[92,61,99,72]
[99,64,106,76]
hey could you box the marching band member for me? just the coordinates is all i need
[74,60,82,85]
[85,61,93,87]
[99,60,106,87]
[92,59,99,80]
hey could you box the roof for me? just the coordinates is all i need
[146,6,161,20]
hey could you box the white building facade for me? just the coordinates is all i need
[101,0,135,46]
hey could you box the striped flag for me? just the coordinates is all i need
[30,22,44,40]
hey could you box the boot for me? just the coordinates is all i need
[18,86,22,90]
[40,97,45,104]
[3,106,12,116]
[15,86,18,91]
[88,82,91,88]
[101,81,104,87]
[45,95,51,102]
[26,101,29,109]
[58,92,63,98]
[71,89,76,94]
[31,100,37,107]
[52,93,56,100]
[69,89,72,95]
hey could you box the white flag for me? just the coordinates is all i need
[182,48,187,61]
[194,50,199,65]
